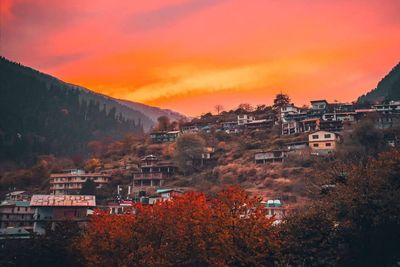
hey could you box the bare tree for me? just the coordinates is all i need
[214,104,224,115]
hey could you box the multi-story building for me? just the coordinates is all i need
[322,112,356,122]
[30,194,96,234]
[0,200,34,231]
[5,191,31,201]
[150,130,181,143]
[310,100,329,111]
[282,121,303,135]
[373,101,400,114]
[308,131,340,154]
[133,155,177,188]
[319,120,343,132]
[237,114,255,125]
[50,169,109,195]
[281,104,302,122]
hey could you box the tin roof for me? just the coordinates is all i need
[30,195,96,207]
[6,191,26,196]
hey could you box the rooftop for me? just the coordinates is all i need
[30,195,96,207]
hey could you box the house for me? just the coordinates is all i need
[50,169,110,195]
[0,227,31,239]
[133,155,177,188]
[102,201,135,215]
[285,140,309,151]
[0,200,34,231]
[237,114,255,125]
[319,120,343,132]
[373,101,400,114]
[308,131,340,154]
[150,130,181,143]
[30,194,96,234]
[181,123,201,133]
[5,191,31,201]
[265,200,287,222]
[244,119,274,130]
[281,104,302,122]
[255,150,288,164]
[283,112,309,123]
[310,100,329,110]
[156,188,184,200]
[302,118,320,132]
[322,112,356,122]
[221,121,239,133]
[191,147,216,168]
[282,121,303,135]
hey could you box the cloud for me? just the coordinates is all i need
[36,52,87,69]
[125,0,225,31]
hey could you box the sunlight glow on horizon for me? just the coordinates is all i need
[1,0,400,116]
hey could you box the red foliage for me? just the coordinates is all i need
[79,187,278,266]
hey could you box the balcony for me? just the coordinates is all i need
[133,172,164,180]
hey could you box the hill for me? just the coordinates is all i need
[358,62,400,104]
[117,99,187,124]
[0,57,150,164]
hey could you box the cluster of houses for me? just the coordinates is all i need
[2,99,399,238]
[149,112,276,143]
[280,100,400,135]
[149,101,400,160]
[0,186,185,238]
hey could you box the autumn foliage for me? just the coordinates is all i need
[79,187,278,267]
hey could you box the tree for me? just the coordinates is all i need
[237,103,254,112]
[79,187,277,267]
[84,158,101,172]
[351,118,384,156]
[273,93,290,122]
[272,93,290,111]
[214,104,224,115]
[81,179,97,195]
[174,134,206,175]
[157,116,170,131]
[278,150,400,266]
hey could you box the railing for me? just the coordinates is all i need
[133,173,164,180]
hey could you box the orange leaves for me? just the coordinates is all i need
[79,187,277,266]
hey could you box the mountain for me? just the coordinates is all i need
[117,99,186,124]
[358,62,400,104]
[0,57,183,164]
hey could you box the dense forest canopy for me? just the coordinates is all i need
[0,57,144,165]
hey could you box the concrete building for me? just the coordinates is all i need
[0,200,34,231]
[150,131,181,143]
[237,114,255,125]
[133,155,177,188]
[30,194,96,234]
[5,191,30,201]
[373,101,400,114]
[50,169,109,195]
[310,100,329,110]
[308,131,340,154]
[255,150,288,164]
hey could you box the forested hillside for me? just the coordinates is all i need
[0,57,144,165]
[358,62,400,104]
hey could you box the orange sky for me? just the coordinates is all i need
[1,0,400,116]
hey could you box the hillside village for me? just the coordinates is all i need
[1,94,400,238]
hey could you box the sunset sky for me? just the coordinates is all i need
[1,0,400,116]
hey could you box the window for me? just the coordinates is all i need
[312,135,319,139]
[313,143,319,147]
[324,134,331,138]
[326,142,332,147]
